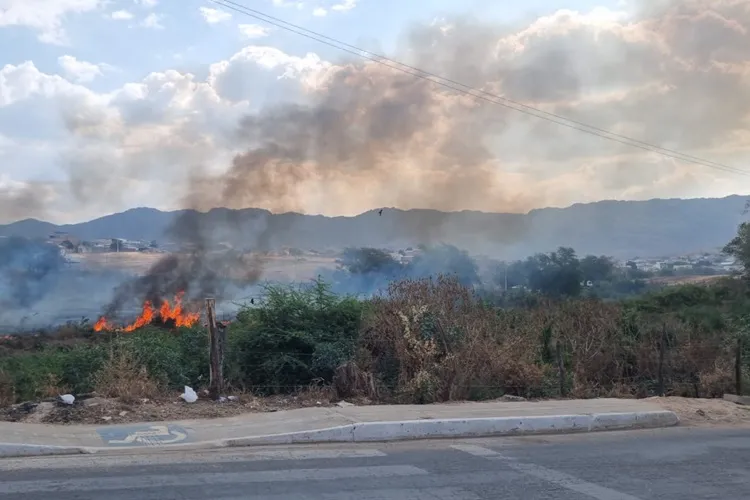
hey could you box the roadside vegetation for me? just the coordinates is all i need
[2,223,750,407]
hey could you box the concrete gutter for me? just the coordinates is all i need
[0,411,679,458]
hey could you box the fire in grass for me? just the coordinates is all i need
[94,292,201,332]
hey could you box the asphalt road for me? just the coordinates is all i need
[1,427,749,499]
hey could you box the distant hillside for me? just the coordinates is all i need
[0,196,747,259]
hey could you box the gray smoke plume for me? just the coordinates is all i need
[177,0,749,240]
[0,182,54,224]
[0,237,66,309]
[0,237,129,330]
[101,213,266,321]
[2,0,749,325]
[2,0,747,220]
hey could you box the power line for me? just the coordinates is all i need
[210,0,749,176]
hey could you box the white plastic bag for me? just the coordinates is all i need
[59,394,75,405]
[180,386,198,403]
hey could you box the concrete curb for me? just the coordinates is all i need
[0,411,679,458]
[225,411,680,447]
[0,443,90,458]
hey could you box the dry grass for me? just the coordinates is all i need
[39,374,71,398]
[647,275,729,286]
[353,276,739,404]
[333,361,379,400]
[360,276,549,403]
[294,379,337,404]
[75,252,164,273]
[93,349,163,403]
[0,371,14,407]
[75,251,339,281]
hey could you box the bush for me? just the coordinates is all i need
[227,279,362,394]
[0,343,107,401]
[0,276,747,406]
[93,348,163,403]
[359,275,547,402]
[116,326,209,388]
[0,326,207,404]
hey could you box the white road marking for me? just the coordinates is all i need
[0,465,429,494]
[452,444,644,500]
[0,448,387,471]
[450,444,511,459]
[221,487,481,500]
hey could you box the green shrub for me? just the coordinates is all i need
[0,343,107,401]
[227,279,362,393]
[116,326,209,388]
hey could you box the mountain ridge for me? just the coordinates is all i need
[1,196,747,259]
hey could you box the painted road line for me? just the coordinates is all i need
[0,448,389,471]
[219,487,481,500]
[450,443,511,459]
[452,444,643,500]
[0,465,429,494]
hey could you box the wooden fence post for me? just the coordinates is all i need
[556,341,566,397]
[736,337,743,396]
[657,325,666,397]
[206,298,225,399]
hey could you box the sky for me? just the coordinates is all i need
[0,0,748,224]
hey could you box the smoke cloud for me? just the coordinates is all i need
[2,0,746,222]
[0,237,129,330]
[0,237,65,309]
[1,0,749,325]
[177,0,749,220]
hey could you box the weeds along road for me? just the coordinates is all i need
[1,427,748,500]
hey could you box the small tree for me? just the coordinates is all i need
[723,222,750,277]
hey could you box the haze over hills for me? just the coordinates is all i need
[1,196,747,259]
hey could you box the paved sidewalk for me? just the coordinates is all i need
[0,398,675,456]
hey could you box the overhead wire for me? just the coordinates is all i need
[209,0,749,176]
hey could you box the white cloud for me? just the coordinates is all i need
[57,55,112,83]
[135,0,158,6]
[331,0,356,12]
[313,7,327,16]
[1,2,749,224]
[141,12,163,29]
[0,0,101,44]
[0,46,333,222]
[207,45,331,102]
[239,23,271,38]
[272,0,304,7]
[199,7,231,24]
[0,61,94,106]
[111,10,134,20]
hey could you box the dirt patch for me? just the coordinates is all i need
[648,396,750,426]
[646,275,729,286]
[75,252,339,282]
[0,389,342,425]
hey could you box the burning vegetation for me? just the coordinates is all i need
[94,292,200,332]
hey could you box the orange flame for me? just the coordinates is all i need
[158,292,200,328]
[93,316,110,332]
[123,301,156,332]
[94,292,200,332]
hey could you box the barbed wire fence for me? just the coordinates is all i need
[201,288,750,401]
[216,347,746,401]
